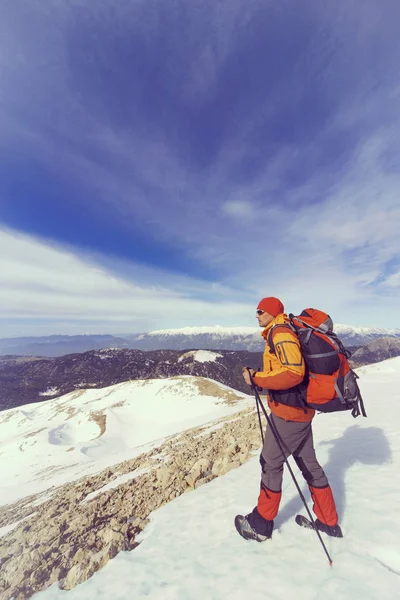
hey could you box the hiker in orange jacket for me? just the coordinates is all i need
[235,297,342,541]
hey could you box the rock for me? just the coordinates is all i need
[211,456,232,477]
[61,565,80,590]
[156,466,174,486]
[98,528,124,546]
[185,458,212,488]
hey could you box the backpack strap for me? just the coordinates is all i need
[334,361,367,418]
[267,323,308,414]
[333,359,348,407]
[288,314,314,346]
[267,323,295,355]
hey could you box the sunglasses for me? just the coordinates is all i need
[256,309,265,315]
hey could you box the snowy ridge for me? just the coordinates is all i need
[0,376,252,506]
[149,324,400,338]
[139,323,400,349]
[334,324,400,336]
[33,356,400,600]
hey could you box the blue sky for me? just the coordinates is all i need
[0,0,399,336]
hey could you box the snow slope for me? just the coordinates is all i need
[34,357,400,600]
[0,376,253,507]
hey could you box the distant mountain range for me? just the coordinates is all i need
[1,337,400,412]
[1,324,399,357]
[0,334,129,357]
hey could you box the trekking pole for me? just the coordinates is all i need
[246,368,333,566]
[255,391,264,444]
[253,365,265,444]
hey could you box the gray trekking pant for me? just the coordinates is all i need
[260,413,328,492]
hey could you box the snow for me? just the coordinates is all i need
[147,324,400,339]
[194,415,244,438]
[39,386,60,397]
[334,324,400,337]
[33,356,400,600]
[0,376,252,507]
[82,468,152,503]
[94,349,122,359]
[177,350,223,363]
[0,513,37,539]
[148,325,259,337]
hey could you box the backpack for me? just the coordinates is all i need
[268,308,367,418]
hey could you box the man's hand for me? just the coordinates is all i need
[242,367,256,386]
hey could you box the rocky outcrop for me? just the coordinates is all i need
[0,404,265,599]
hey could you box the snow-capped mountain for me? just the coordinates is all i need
[130,324,400,352]
[334,324,400,345]
[1,324,399,357]
[129,323,400,350]
[129,326,263,351]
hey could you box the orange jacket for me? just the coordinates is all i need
[253,313,314,423]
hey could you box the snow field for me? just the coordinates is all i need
[33,357,400,600]
[0,376,253,506]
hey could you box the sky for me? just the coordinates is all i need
[0,0,399,337]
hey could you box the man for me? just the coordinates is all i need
[235,296,342,541]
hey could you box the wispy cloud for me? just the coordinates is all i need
[0,228,254,336]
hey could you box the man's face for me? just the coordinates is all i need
[256,310,275,327]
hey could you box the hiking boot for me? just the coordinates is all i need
[234,514,271,542]
[315,519,343,538]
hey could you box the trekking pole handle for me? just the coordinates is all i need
[245,366,254,380]
[244,367,263,392]
[245,368,265,444]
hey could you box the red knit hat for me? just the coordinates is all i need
[257,297,284,317]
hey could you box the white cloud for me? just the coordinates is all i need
[0,228,254,336]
